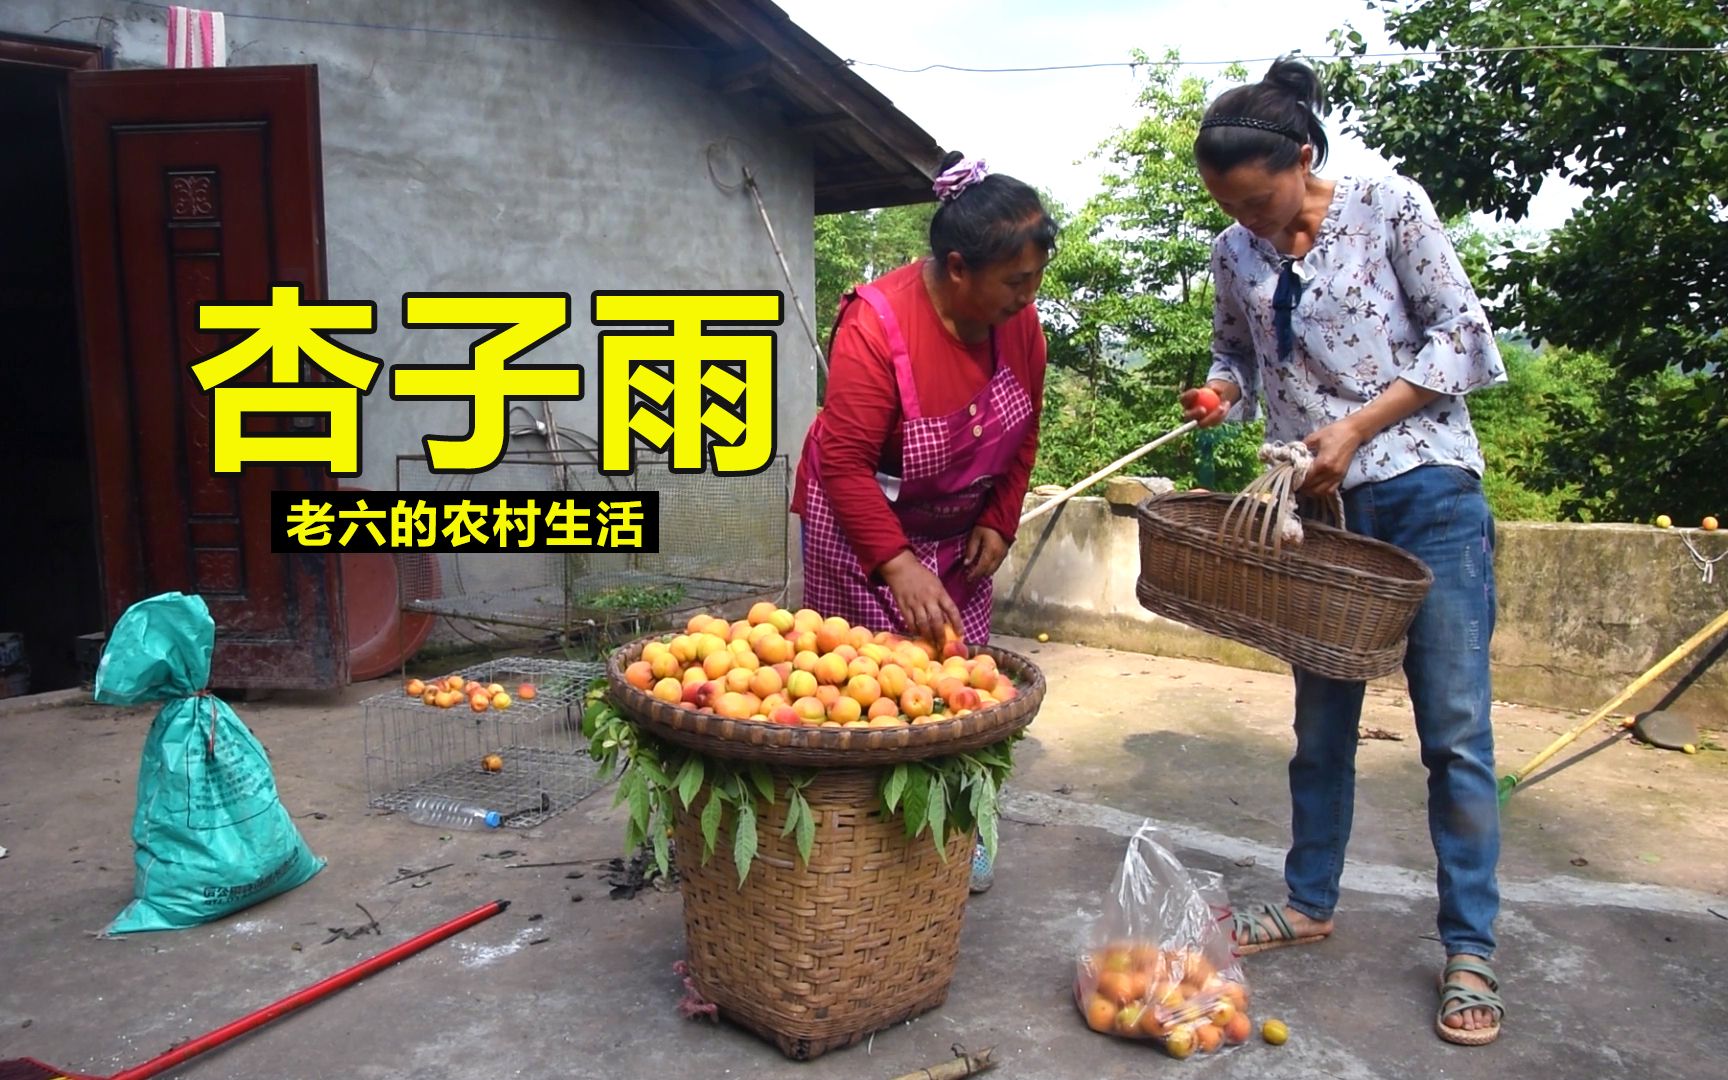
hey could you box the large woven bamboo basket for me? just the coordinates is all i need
[605,635,1046,766]
[673,766,973,1060]
[1135,486,1433,681]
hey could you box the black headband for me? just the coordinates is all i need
[1199,115,1306,143]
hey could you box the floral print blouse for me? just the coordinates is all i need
[1207,173,1507,491]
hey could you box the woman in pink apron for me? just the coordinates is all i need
[791,152,1056,892]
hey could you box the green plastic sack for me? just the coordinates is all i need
[96,592,324,934]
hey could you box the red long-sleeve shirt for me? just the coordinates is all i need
[791,261,1047,576]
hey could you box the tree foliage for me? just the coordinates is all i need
[813,203,934,349]
[808,21,1722,521]
[1043,52,1238,390]
[1027,55,1269,494]
[1325,0,1728,521]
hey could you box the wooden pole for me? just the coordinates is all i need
[1019,421,1197,527]
[1498,607,1728,803]
[887,1044,997,1080]
[743,167,827,381]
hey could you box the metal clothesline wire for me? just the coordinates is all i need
[105,4,1725,73]
[849,42,1728,75]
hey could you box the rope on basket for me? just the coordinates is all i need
[673,959,718,1021]
[1217,441,1345,553]
[1680,531,1727,585]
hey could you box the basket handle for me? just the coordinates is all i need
[1217,443,1345,554]
[1299,489,1346,529]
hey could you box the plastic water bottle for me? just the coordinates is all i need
[405,794,502,830]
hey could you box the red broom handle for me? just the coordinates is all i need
[110,899,510,1080]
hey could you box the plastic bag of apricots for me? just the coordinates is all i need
[1074,822,1252,1059]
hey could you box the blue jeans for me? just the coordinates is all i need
[1283,464,1500,958]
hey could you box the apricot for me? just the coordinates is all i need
[1224,1011,1252,1045]
[826,696,861,724]
[652,677,683,703]
[900,685,934,718]
[845,674,881,707]
[1195,1022,1222,1054]
[867,697,901,721]
[813,653,849,686]
[1084,993,1117,1034]
[749,667,783,699]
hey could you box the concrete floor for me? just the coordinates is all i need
[1,636,1724,1079]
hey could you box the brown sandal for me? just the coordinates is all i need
[1435,957,1504,1046]
[1229,903,1331,955]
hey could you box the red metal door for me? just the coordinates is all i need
[67,65,347,689]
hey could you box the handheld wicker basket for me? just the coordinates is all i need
[1135,458,1433,681]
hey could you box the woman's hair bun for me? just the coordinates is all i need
[1261,57,1325,115]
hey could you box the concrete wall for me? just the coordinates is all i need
[9,0,818,495]
[996,495,1728,723]
[9,0,822,619]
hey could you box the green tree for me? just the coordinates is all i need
[1030,53,1267,495]
[813,203,935,349]
[811,203,934,403]
[1071,51,1240,389]
[1465,342,1605,521]
[1030,369,1264,495]
[1037,195,1136,385]
[1324,0,1728,522]
[1433,216,1587,522]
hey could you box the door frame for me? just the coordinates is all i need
[61,60,347,688]
[0,32,107,693]
[0,31,106,72]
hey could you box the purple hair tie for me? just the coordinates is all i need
[933,157,988,203]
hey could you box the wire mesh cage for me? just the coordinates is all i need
[393,448,790,645]
[363,656,608,828]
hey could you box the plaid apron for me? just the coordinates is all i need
[799,283,1036,644]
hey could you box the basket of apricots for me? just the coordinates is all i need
[604,603,1046,765]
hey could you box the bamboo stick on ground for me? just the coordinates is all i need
[1497,605,1728,803]
[888,1044,996,1080]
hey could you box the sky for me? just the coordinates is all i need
[773,0,1588,233]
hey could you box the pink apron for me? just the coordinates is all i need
[798,283,1036,644]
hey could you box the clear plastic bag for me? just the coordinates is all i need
[1073,822,1252,1059]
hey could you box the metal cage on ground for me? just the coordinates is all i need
[392,449,791,648]
[362,656,609,828]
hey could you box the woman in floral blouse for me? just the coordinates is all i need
[1181,57,1508,1046]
